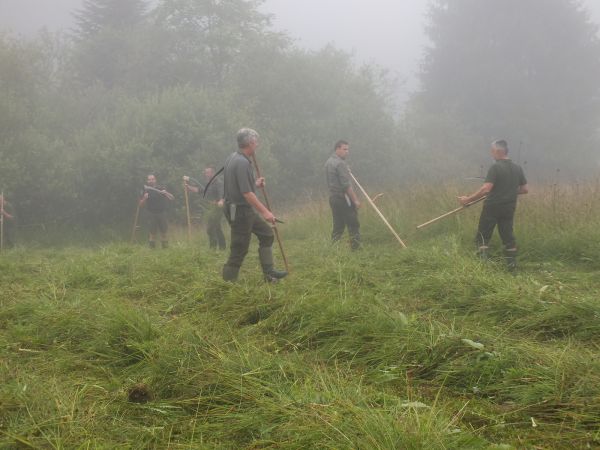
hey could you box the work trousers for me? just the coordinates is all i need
[329,194,360,249]
[223,205,274,278]
[206,205,226,249]
[476,202,517,249]
[147,211,168,235]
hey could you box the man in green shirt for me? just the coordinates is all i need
[0,194,16,248]
[325,140,361,249]
[139,174,174,249]
[221,128,288,282]
[458,140,528,270]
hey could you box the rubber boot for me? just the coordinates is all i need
[161,241,168,249]
[148,240,156,249]
[504,248,518,272]
[222,265,240,282]
[477,246,489,261]
[259,247,288,282]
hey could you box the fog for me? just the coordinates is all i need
[1,0,600,238]
[5,0,599,95]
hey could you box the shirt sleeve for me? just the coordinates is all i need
[337,160,351,190]
[235,159,254,194]
[519,167,527,186]
[484,165,498,184]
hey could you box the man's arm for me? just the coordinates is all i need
[518,184,529,195]
[458,182,493,205]
[139,192,149,207]
[242,191,275,224]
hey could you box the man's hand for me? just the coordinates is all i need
[217,199,224,208]
[262,209,275,224]
[163,191,175,201]
[458,196,470,206]
[354,199,361,209]
[183,176,190,182]
[256,177,265,188]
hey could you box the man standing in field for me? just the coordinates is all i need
[185,166,226,250]
[0,193,16,248]
[221,128,288,282]
[139,174,174,249]
[325,140,361,250]
[458,140,528,270]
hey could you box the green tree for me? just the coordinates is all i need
[416,0,600,175]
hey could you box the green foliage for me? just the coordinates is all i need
[414,0,600,175]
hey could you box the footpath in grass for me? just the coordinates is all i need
[1,188,600,449]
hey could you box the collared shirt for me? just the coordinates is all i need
[484,159,527,206]
[223,151,255,205]
[143,185,169,213]
[204,177,224,202]
[325,153,351,196]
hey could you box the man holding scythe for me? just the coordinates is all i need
[185,166,227,250]
[458,140,528,270]
[221,128,288,282]
[139,174,174,249]
[325,140,361,250]
[0,193,16,249]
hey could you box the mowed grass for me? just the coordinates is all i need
[1,183,600,449]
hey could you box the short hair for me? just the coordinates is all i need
[334,140,349,150]
[237,128,259,149]
[492,140,509,153]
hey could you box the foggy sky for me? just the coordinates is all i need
[2,0,600,96]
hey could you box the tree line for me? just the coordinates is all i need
[1,0,598,238]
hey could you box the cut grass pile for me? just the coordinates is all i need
[1,183,600,448]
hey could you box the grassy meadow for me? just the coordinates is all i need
[1,183,600,449]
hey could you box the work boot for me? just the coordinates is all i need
[222,265,239,282]
[259,247,288,283]
[477,246,489,261]
[264,269,288,283]
[161,241,169,249]
[504,248,518,272]
[148,240,156,249]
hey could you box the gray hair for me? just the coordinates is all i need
[492,139,509,153]
[237,128,259,149]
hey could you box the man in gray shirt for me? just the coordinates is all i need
[221,128,288,282]
[325,140,361,249]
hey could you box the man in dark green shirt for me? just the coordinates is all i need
[221,128,287,282]
[185,166,226,250]
[459,140,528,269]
[139,174,174,249]
[325,140,361,249]
[0,194,16,248]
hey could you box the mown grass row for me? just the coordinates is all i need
[1,183,600,448]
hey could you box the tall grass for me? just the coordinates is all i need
[1,182,599,448]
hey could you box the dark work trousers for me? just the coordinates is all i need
[148,211,168,235]
[206,205,226,249]
[476,202,517,249]
[329,194,360,249]
[223,205,274,277]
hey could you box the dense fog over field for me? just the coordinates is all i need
[1,0,600,235]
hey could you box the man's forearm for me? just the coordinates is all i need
[243,192,269,215]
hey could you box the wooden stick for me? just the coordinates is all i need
[0,191,4,253]
[349,172,408,249]
[251,155,290,272]
[183,178,192,242]
[416,196,486,230]
[130,200,141,244]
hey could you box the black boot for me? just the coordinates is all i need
[264,268,288,283]
[259,247,288,283]
[477,246,489,261]
[504,248,518,272]
[222,265,240,282]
